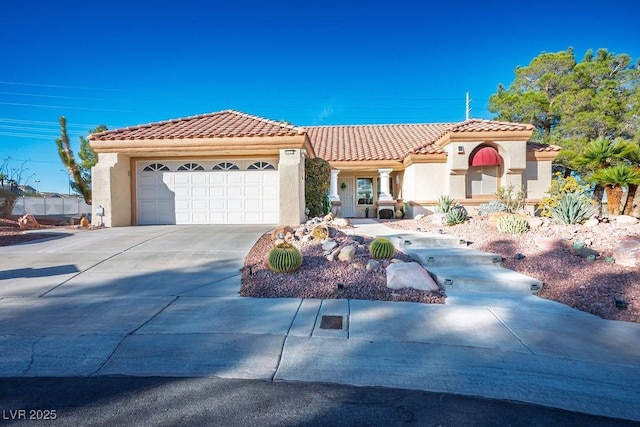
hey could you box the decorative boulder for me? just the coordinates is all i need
[612,237,640,267]
[321,239,338,252]
[386,263,439,291]
[338,245,356,262]
[18,214,40,230]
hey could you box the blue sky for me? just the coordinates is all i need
[1,0,638,194]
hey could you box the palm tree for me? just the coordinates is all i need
[622,143,640,216]
[575,138,634,217]
[592,164,640,215]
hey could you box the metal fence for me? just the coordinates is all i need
[11,196,91,217]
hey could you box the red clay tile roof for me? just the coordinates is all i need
[526,141,562,152]
[449,119,535,133]
[305,119,534,161]
[305,123,452,161]
[89,109,305,141]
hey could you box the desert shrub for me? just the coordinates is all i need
[445,205,468,225]
[496,184,526,214]
[547,192,596,225]
[268,242,303,273]
[538,173,591,218]
[0,189,17,215]
[477,200,508,216]
[497,214,529,234]
[369,237,395,259]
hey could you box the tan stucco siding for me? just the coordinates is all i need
[525,160,552,199]
[278,148,305,225]
[403,163,449,201]
[92,153,132,227]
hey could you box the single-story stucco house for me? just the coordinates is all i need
[88,109,559,227]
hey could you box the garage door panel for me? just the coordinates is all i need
[245,199,261,210]
[191,174,207,184]
[192,200,208,210]
[227,212,244,223]
[228,199,244,210]
[227,174,244,184]
[174,174,190,184]
[245,186,261,198]
[245,212,263,223]
[137,162,278,225]
[263,173,278,185]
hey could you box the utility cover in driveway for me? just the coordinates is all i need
[319,315,344,330]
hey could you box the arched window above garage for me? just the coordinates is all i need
[177,163,205,171]
[212,162,240,171]
[248,161,276,170]
[470,146,501,166]
[143,163,170,171]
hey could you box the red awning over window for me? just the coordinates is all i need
[470,146,501,166]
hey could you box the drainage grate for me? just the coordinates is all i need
[319,315,343,330]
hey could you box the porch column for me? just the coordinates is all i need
[378,168,393,201]
[329,169,340,201]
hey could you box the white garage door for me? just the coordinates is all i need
[136,160,279,225]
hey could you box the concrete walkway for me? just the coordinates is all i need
[0,222,639,422]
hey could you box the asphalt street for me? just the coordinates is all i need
[1,377,636,426]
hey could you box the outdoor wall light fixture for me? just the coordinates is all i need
[285,149,296,155]
[457,146,464,154]
[427,257,435,263]
[444,279,453,286]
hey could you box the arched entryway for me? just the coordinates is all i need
[467,145,502,197]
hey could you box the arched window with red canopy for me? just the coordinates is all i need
[467,145,502,197]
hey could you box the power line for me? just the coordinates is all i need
[0,91,105,101]
[0,80,123,92]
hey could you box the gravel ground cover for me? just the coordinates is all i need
[242,215,639,324]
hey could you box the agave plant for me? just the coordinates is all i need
[546,192,596,224]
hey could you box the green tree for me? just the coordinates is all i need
[56,117,106,205]
[489,48,639,174]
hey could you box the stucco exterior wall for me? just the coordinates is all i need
[525,159,552,199]
[403,162,449,201]
[278,148,305,225]
[92,153,132,227]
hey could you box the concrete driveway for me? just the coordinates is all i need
[1,224,639,422]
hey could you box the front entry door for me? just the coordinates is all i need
[338,177,355,217]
